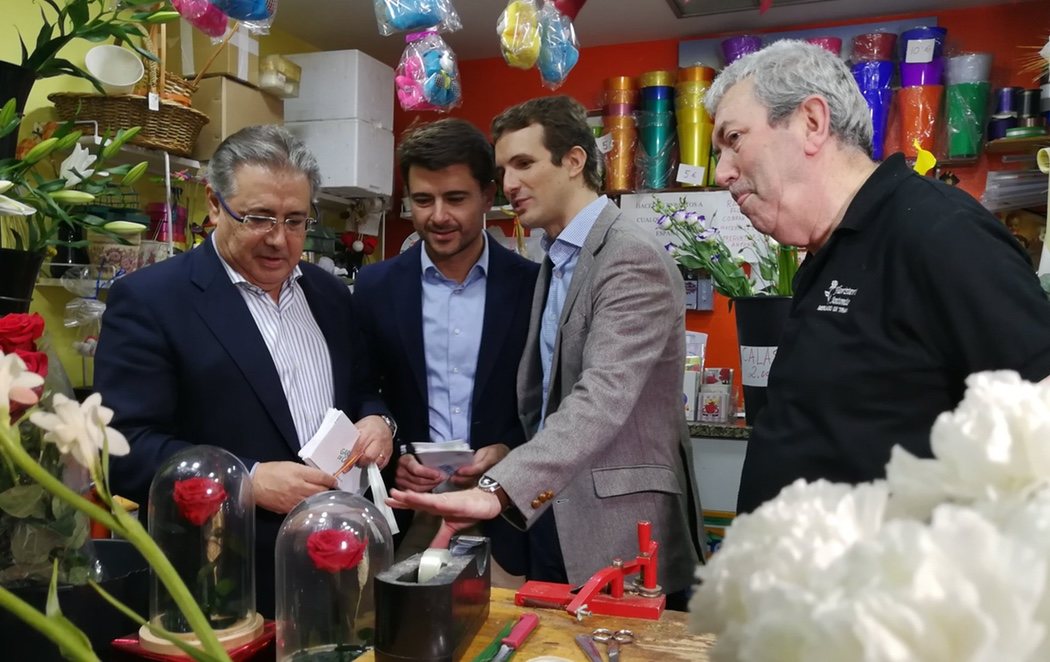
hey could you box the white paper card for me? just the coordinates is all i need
[596,133,615,154]
[148,93,160,112]
[366,463,399,534]
[676,163,705,185]
[905,39,936,64]
[740,345,778,387]
[298,408,363,493]
[414,439,474,475]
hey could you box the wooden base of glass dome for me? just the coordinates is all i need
[138,611,266,655]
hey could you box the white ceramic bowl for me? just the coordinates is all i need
[84,45,144,95]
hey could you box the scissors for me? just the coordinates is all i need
[591,628,634,662]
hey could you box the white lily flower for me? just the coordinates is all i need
[58,143,96,186]
[0,180,13,194]
[0,352,45,408]
[29,392,129,469]
[0,190,36,217]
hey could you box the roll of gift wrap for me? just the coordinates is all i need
[898,85,944,157]
[900,59,944,87]
[861,88,893,160]
[946,82,990,158]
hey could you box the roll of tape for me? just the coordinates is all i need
[417,548,452,583]
[1037,147,1050,175]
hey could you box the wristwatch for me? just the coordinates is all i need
[378,414,397,438]
[479,475,511,511]
[478,475,501,493]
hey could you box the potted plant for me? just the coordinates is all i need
[0,97,149,315]
[652,196,799,424]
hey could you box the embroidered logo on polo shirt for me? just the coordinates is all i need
[817,279,858,314]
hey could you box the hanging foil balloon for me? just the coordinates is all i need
[209,0,273,22]
[173,0,229,38]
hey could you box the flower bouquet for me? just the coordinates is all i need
[0,313,98,589]
[690,370,1050,661]
[652,196,798,299]
[0,101,149,254]
[0,311,233,661]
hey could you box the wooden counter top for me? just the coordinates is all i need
[360,587,714,661]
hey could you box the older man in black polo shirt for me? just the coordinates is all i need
[707,40,1050,514]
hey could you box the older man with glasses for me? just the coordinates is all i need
[95,125,395,616]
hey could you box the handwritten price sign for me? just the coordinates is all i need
[740,345,778,387]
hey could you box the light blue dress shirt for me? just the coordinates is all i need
[421,235,489,443]
[539,196,608,423]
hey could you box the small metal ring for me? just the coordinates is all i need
[591,628,614,642]
[613,629,635,644]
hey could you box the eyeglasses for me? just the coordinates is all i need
[215,191,318,235]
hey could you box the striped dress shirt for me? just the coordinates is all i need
[214,238,334,447]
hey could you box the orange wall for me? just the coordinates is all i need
[389,0,1049,398]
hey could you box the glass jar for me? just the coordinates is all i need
[275,491,394,661]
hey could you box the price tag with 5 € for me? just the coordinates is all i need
[676,163,705,186]
[596,133,614,155]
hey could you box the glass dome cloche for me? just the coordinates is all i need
[140,445,264,653]
[276,491,395,661]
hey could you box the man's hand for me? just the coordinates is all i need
[395,454,447,493]
[353,415,394,469]
[253,461,337,513]
[387,488,503,548]
[450,443,510,488]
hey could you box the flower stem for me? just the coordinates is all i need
[0,428,231,661]
[88,580,225,662]
[111,505,232,661]
[0,427,120,532]
[0,585,100,662]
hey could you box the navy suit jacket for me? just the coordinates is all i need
[354,238,539,574]
[95,238,387,616]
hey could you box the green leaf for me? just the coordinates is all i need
[0,485,48,519]
[35,8,56,52]
[68,0,90,28]
[65,564,90,586]
[52,494,75,520]
[11,521,65,565]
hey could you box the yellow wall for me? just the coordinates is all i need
[5,1,319,387]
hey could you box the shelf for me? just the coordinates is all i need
[937,156,980,167]
[77,136,202,177]
[398,206,516,221]
[985,135,1050,155]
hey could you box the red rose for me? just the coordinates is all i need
[15,349,48,379]
[307,529,366,573]
[173,478,227,526]
[0,313,45,353]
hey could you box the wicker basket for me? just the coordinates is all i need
[49,92,209,158]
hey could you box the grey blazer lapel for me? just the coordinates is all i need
[517,256,550,435]
[545,203,620,404]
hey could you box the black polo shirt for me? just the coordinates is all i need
[737,153,1050,513]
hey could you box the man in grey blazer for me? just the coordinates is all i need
[389,96,705,606]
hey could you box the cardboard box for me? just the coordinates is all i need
[191,76,283,161]
[177,20,259,86]
[284,50,394,129]
[284,119,394,197]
